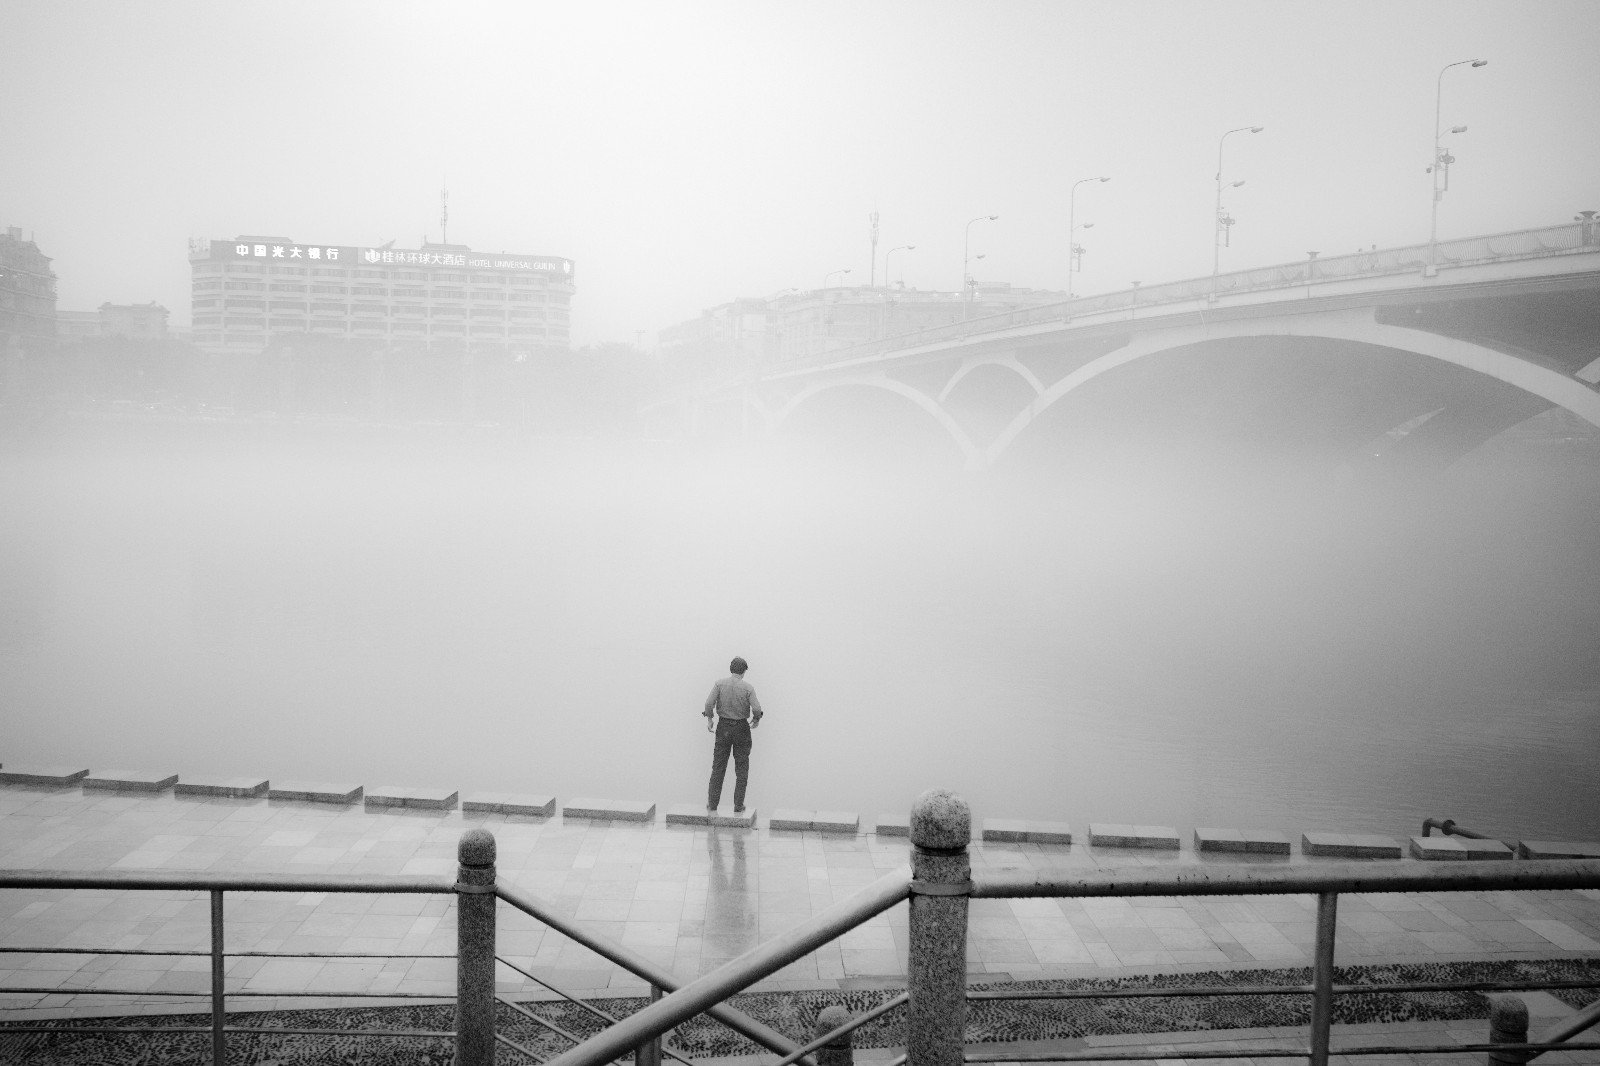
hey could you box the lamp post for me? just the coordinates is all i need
[823,268,852,289]
[963,214,998,319]
[1428,59,1487,269]
[1067,177,1109,297]
[1214,125,1263,275]
[884,244,915,288]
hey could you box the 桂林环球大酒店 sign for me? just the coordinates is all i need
[208,240,574,278]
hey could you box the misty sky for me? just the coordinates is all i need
[4,1,1597,348]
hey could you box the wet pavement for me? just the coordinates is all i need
[1,783,1597,1026]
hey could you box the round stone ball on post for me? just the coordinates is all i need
[907,788,971,1066]
[456,827,498,1066]
[1487,994,1532,1066]
[815,1003,854,1066]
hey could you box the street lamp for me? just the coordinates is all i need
[963,214,999,319]
[1214,125,1263,275]
[1428,59,1487,268]
[1067,176,1110,297]
[823,268,852,289]
[883,244,915,288]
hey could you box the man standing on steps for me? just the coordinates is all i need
[704,656,763,813]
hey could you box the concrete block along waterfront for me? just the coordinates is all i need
[3,781,1600,1024]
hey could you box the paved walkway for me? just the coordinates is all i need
[1,783,1597,1030]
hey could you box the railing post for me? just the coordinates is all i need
[633,983,663,1066]
[456,827,498,1066]
[1308,891,1338,1066]
[210,889,225,1066]
[816,1004,854,1066]
[1487,994,1533,1066]
[907,787,971,1066]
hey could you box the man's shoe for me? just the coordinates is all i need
[733,806,745,814]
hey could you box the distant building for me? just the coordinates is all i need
[660,281,1067,375]
[0,225,58,358]
[188,236,575,356]
[57,301,169,341]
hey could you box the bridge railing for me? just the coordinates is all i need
[763,220,1597,380]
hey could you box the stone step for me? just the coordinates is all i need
[365,786,459,811]
[1409,835,1514,861]
[1089,823,1179,849]
[563,798,655,822]
[983,818,1073,845]
[873,813,911,837]
[0,765,89,787]
[462,792,555,817]
[769,809,859,833]
[1194,828,1292,855]
[663,804,756,828]
[175,776,269,798]
[82,770,177,791]
[1301,832,1403,859]
[1519,840,1600,860]
[267,781,364,804]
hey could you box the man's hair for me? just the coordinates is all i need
[729,657,748,675]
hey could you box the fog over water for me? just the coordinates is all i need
[3,416,1596,841]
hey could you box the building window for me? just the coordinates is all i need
[270,301,306,312]
[225,281,266,291]
[311,267,347,277]
[433,273,466,284]
[430,287,463,298]
[226,299,266,310]
[509,276,533,286]
[193,279,223,291]
[394,270,426,281]
[507,308,540,319]
[393,303,426,316]
[393,287,425,298]
[353,303,387,315]
[431,306,462,317]
[194,314,222,326]
[227,264,263,273]
[225,316,264,328]
[311,321,345,331]
[471,308,504,318]
[310,303,345,314]
[393,322,425,332]
[310,285,347,295]
[193,298,219,309]
[269,318,306,330]
[470,291,504,301]
[354,269,386,279]
[270,266,307,276]
[352,286,385,296]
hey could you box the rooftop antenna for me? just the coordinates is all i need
[441,179,449,245]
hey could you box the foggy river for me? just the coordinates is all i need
[2,418,1597,842]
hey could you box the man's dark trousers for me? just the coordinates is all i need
[708,717,753,810]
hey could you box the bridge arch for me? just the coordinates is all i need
[936,353,1046,403]
[767,374,983,468]
[984,306,1600,467]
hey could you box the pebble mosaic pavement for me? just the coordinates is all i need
[2,782,1598,1063]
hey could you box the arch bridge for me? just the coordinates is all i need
[673,222,1600,470]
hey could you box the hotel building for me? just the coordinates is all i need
[189,236,575,355]
[1,225,57,358]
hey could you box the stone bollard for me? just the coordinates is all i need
[906,788,971,1066]
[815,1003,854,1066]
[1487,994,1533,1066]
[456,827,498,1066]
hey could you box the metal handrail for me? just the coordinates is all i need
[1421,815,1519,850]
[543,858,1600,1066]
[539,865,913,1066]
[494,880,808,1063]
[770,991,908,1066]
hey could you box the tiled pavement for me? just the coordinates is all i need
[2,783,1598,1035]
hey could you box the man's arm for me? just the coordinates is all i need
[704,681,720,731]
[749,687,763,727]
